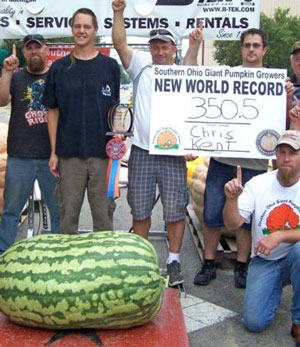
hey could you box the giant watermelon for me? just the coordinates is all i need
[0,231,165,329]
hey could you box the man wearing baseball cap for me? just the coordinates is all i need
[0,35,60,255]
[277,129,300,149]
[23,34,46,47]
[112,0,202,286]
[223,129,300,344]
[148,28,176,45]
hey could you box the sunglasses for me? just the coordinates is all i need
[242,43,263,49]
[149,28,174,37]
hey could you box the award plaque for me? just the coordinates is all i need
[106,101,133,137]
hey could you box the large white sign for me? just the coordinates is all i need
[0,0,260,40]
[149,65,287,159]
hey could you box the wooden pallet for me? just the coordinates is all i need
[186,205,237,263]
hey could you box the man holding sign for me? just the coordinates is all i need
[223,130,300,345]
[112,0,202,286]
[194,28,271,289]
[0,36,60,255]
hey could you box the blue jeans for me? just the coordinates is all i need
[242,241,300,332]
[0,157,60,253]
[204,158,266,230]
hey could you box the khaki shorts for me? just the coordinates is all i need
[57,157,116,234]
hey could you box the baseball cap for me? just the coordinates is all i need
[291,41,300,55]
[23,34,46,47]
[149,28,176,44]
[276,130,300,150]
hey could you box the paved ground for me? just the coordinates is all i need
[1,106,295,347]
[18,188,295,347]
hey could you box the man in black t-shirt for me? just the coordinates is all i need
[43,8,120,234]
[0,35,60,255]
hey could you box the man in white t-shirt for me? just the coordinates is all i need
[111,0,202,286]
[223,130,300,345]
[194,28,295,289]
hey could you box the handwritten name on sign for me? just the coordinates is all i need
[149,65,287,158]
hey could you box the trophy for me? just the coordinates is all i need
[105,101,133,198]
[106,101,133,137]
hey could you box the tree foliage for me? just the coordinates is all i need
[1,39,25,67]
[213,8,300,76]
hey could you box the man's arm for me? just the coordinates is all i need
[254,228,300,256]
[286,79,295,112]
[182,25,203,159]
[223,165,246,230]
[289,98,300,130]
[112,0,133,70]
[0,44,19,106]
[47,108,60,177]
[183,24,203,66]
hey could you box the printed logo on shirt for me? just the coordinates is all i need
[259,203,300,235]
[22,79,47,126]
[102,84,112,97]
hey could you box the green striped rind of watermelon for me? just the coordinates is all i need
[0,231,165,329]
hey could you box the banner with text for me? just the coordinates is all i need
[46,45,110,67]
[0,0,260,40]
[149,65,287,159]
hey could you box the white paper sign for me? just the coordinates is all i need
[0,0,260,40]
[149,65,287,159]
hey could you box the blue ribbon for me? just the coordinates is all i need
[107,159,120,198]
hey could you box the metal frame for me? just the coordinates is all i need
[25,185,49,238]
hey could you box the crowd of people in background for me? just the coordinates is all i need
[0,1,300,345]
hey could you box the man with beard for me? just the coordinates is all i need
[223,129,300,345]
[194,28,294,289]
[0,35,60,255]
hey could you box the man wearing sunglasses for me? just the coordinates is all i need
[112,0,202,286]
[0,35,60,255]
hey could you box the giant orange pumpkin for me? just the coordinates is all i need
[189,158,235,237]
